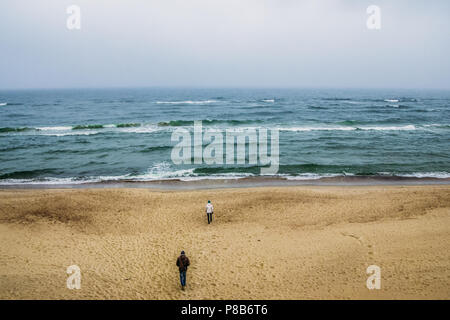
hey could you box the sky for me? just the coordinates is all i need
[0,0,449,89]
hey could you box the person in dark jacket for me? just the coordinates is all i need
[176,250,190,290]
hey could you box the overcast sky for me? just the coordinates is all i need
[0,0,449,89]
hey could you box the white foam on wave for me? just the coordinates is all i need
[398,172,450,179]
[184,172,255,181]
[37,126,73,131]
[280,125,416,132]
[2,124,164,136]
[262,99,275,103]
[1,170,449,185]
[0,165,191,185]
[0,173,144,185]
[423,124,450,128]
[156,100,217,105]
[281,126,354,132]
[0,102,7,106]
[177,174,252,181]
[37,126,103,136]
[384,99,399,103]
[40,131,100,136]
[0,123,429,136]
[116,125,160,134]
[284,173,345,180]
[0,177,93,185]
[1,125,101,136]
[364,125,416,131]
[120,162,197,181]
[38,124,114,131]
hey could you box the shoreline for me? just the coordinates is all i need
[1,175,449,190]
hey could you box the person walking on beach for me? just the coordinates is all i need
[176,251,190,290]
[206,200,214,224]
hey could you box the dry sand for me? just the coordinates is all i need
[0,185,449,299]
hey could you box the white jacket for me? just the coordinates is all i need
[206,203,214,214]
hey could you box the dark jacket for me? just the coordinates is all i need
[176,255,190,272]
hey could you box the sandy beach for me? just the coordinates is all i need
[0,185,449,299]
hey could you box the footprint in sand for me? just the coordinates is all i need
[340,232,363,245]
[341,232,375,258]
[367,244,374,256]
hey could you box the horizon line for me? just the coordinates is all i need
[1,85,450,91]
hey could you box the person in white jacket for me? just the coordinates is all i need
[206,200,214,224]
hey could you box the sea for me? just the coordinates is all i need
[0,88,449,186]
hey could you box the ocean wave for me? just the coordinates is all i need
[139,145,172,153]
[383,104,410,109]
[2,102,23,106]
[156,100,217,105]
[192,164,352,176]
[0,175,130,185]
[423,124,450,129]
[131,163,196,180]
[0,102,23,106]
[43,147,117,155]
[0,178,86,185]
[0,146,30,152]
[0,123,145,134]
[280,125,417,132]
[307,105,328,110]
[1,153,449,183]
[1,122,448,136]
[157,119,262,127]
[72,124,105,130]
[335,119,405,126]
[190,164,450,178]
[0,169,61,180]
[0,127,33,133]
[336,120,362,126]
[1,170,449,185]
[116,123,140,128]
[37,126,73,131]
[322,98,353,101]
[360,125,416,131]
[398,172,450,179]
[284,173,344,180]
[362,98,417,103]
[117,125,159,133]
[40,131,101,136]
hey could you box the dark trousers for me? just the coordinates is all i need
[179,271,186,286]
[207,212,213,224]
